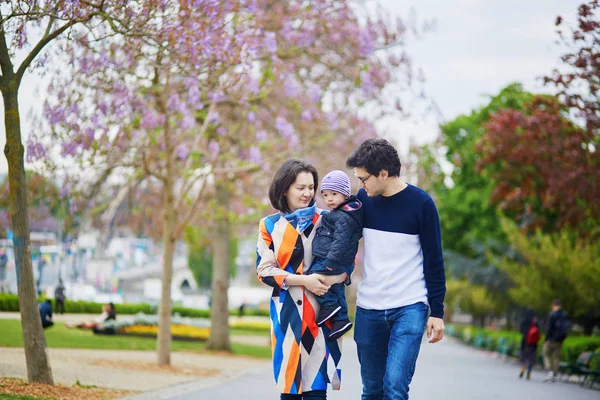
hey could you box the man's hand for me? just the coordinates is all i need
[427,317,445,343]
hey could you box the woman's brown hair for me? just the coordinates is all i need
[269,159,318,212]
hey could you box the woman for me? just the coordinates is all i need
[256,159,348,400]
[65,303,116,329]
[519,309,540,380]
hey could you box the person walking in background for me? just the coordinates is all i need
[543,299,571,382]
[518,309,541,380]
[345,138,446,400]
[54,279,66,315]
[0,246,7,293]
[309,170,362,340]
[256,159,348,399]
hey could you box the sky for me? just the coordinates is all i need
[0,0,578,173]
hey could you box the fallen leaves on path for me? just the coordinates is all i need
[90,359,221,377]
[0,377,137,399]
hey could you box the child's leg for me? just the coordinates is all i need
[307,258,329,275]
[329,283,349,322]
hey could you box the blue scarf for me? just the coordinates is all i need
[284,204,316,233]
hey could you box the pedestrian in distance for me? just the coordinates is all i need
[54,279,66,315]
[543,299,571,382]
[0,246,7,293]
[346,138,447,400]
[256,159,348,399]
[519,309,541,380]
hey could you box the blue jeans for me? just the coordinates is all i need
[354,302,429,400]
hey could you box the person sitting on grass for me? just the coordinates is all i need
[39,299,54,329]
[65,302,116,330]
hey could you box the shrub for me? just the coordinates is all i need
[230,320,270,332]
[448,323,600,361]
[0,293,269,318]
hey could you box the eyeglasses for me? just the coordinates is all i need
[357,174,372,184]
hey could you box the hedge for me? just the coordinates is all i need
[0,293,269,318]
[447,324,600,362]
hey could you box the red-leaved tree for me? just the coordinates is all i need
[478,96,599,235]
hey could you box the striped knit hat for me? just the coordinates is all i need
[320,170,351,198]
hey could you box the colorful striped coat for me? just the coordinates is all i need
[256,208,343,394]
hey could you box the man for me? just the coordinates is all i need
[54,279,66,315]
[543,299,571,382]
[346,138,446,400]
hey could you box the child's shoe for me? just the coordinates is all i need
[329,319,352,340]
[317,305,341,326]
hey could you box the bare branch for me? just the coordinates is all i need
[16,18,80,85]
[172,176,209,239]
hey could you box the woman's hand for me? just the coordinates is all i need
[318,273,348,287]
[303,274,331,296]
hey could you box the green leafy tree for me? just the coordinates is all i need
[493,220,600,334]
[185,225,237,290]
[436,83,535,257]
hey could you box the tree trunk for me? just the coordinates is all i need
[206,184,231,351]
[2,84,54,384]
[157,122,176,365]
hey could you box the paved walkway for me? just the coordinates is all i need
[124,337,598,400]
[0,347,269,392]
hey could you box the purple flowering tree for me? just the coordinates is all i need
[39,0,423,358]
[0,0,150,384]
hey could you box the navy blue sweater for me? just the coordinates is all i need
[356,185,446,318]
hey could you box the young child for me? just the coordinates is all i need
[310,170,362,339]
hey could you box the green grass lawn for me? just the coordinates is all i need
[0,395,53,400]
[0,319,270,359]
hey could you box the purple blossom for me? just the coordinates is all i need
[275,116,295,140]
[360,70,375,93]
[140,110,163,130]
[288,134,300,148]
[25,137,46,162]
[307,84,321,102]
[168,93,182,112]
[247,111,256,122]
[180,114,195,130]
[263,31,278,53]
[255,130,267,141]
[208,90,226,102]
[301,110,313,121]
[217,127,227,135]
[284,77,299,97]
[247,78,260,96]
[208,140,220,158]
[69,201,77,215]
[60,183,69,199]
[208,111,220,124]
[358,27,376,57]
[175,144,188,161]
[249,146,262,163]
[186,79,202,105]
[326,112,339,129]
